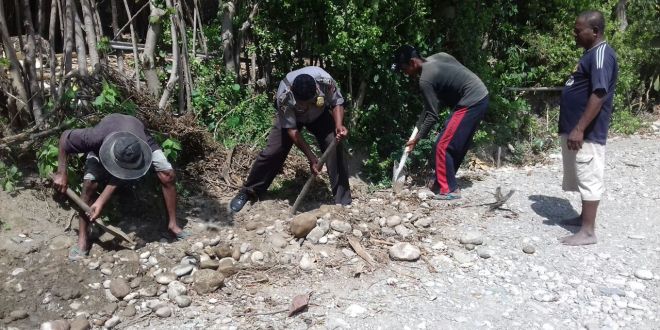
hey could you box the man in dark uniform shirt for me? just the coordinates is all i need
[392,45,489,199]
[229,66,352,213]
[558,10,618,245]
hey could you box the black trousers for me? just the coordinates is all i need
[432,95,489,194]
[241,110,352,205]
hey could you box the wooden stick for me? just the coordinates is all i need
[420,254,437,273]
[290,139,338,215]
[121,0,141,90]
[111,1,149,41]
[370,238,394,246]
[50,175,136,246]
[347,236,376,269]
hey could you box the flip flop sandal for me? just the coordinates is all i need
[176,230,192,241]
[433,192,462,200]
[68,245,89,261]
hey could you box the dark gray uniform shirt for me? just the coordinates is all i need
[62,114,160,154]
[276,66,345,129]
[416,53,489,139]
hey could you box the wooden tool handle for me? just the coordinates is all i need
[50,174,92,212]
[290,139,338,215]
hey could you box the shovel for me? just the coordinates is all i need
[392,126,418,193]
[290,139,338,215]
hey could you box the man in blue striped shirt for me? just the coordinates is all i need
[558,10,618,245]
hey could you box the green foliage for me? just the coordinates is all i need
[0,57,10,69]
[36,138,82,190]
[36,139,59,178]
[611,109,643,134]
[161,138,182,163]
[191,60,273,148]
[0,161,22,192]
[190,0,657,186]
[93,80,137,115]
[97,36,111,55]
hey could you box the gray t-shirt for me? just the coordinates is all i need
[62,113,160,155]
[415,52,489,139]
[276,66,345,129]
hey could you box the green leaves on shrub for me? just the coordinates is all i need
[0,161,21,192]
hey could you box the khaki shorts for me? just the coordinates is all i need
[560,135,606,201]
[83,149,173,181]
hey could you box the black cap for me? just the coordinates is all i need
[391,45,419,71]
[291,74,317,101]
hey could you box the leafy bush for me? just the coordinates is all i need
[36,138,82,190]
[161,138,183,163]
[0,161,22,192]
[36,139,59,178]
[192,60,273,148]
[93,80,137,115]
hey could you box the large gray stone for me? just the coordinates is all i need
[167,281,187,300]
[69,318,90,330]
[217,257,237,277]
[290,212,318,238]
[330,220,352,233]
[39,320,70,330]
[200,259,220,270]
[459,231,484,245]
[155,306,172,318]
[386,215,402,227]
[389,243,421,261]
[109,278,130,299]
[171,264,194,277]
[175,295,192,308]
[193,269,225,294]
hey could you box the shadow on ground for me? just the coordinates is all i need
[529,194,580,233]
[265,168,334,213]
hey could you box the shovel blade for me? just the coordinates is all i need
[392,160,406,193]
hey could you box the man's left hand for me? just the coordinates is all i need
[567,128,584,151]
[335,125,348,141]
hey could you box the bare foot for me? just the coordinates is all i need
[560,230,597,246]
[559,216,582,226]
[168,224,183,236]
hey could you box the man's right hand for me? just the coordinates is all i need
[309,157,320,176]
[53,171,68,193]
[405,138,418,152]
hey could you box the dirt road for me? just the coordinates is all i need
[1,134,658,329]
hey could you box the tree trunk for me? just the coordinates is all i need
[194,0,208,55]
[236,1,259,80]
[0,4,30,121]
[192,0,197,57]
[38,0,47,93]
[80,0,100,67]
[73,3,88,76]
[159,0,179,110]
[110,0,124,72]
[616,0,628,32]
[350,79,367,130]
[13,0,24,52]
[221,1,236,74]
[142,3,164,97]
[91,0,103,43]
[21,0,45,125]
[122,0,141,90]
[172,0,192,111]
[63,0,74,73]
[48,0,58,96]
